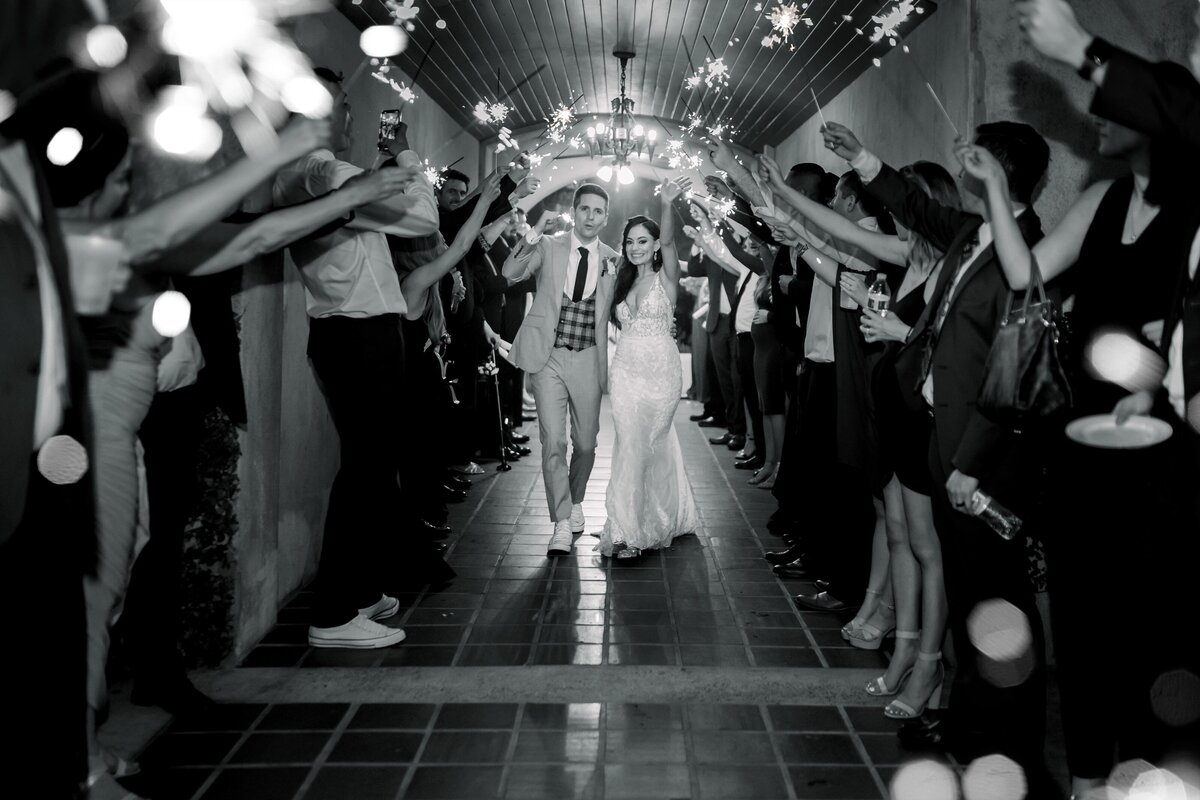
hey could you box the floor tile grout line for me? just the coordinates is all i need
[494,701,525,800]
[758,703,802,800]
[393,701,442,800]
[837,705,890,800]
[186,704,273,800]
[290,703,358,800]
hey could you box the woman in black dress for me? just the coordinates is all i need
[762,156,959,720]
[960,120,1196,800]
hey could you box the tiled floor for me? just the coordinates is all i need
[242,399,886,673]
[123,700,918,800]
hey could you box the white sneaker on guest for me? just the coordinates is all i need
[358,594,400,621]
[308,615,406,649]
[547,519,574,556]
[569,503,586,534]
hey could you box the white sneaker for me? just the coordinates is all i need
[308,615,406,649]
[569,503,586,534]
[358,594,400,621]
[547,519,574,556]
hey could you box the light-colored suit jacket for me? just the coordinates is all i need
[503,232,619,391]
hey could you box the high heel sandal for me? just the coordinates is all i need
[846,599,896,650]
[755,467,779,490]
[863,631,919,696]
[884,650,944,719]
[840,588,882,640]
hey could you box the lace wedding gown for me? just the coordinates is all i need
[599,272,699,558]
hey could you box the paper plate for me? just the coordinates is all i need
[1064,414,1172,449]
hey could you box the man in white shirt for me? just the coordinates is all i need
[272,68,438,650]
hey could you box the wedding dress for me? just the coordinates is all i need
[599,271,699,558]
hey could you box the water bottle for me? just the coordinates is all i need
[970,491,1022,541]
[866,273,891,315]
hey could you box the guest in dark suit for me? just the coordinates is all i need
[687,233,745,450]
[825,120,1055,793]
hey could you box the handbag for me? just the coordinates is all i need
[978,254,1072,426]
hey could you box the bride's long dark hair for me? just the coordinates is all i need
[611,215,663,328]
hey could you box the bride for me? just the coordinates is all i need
[599,178,700,559]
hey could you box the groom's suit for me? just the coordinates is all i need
[504,231,618,522]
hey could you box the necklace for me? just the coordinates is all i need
[1122,184,1158,244]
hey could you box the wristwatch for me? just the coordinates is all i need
[1077,36,1114,80]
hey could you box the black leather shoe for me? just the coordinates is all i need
[503,445,524,460]
[793,591,851,612]
[897,710,954,754]
[726,435,746,451]
[815,579,830,591]
[689,412,710,422]
[420,519,452,538]
[697,418,726,428]
[735,458,764,471]
[709,432,733,445]
[446,475,471,491]
[511,433,530,445]
[440,485,468,503]
[512,444,532,457]
[764,544,805,566]
[432,541,449,554]
[736,448,755,459]
[772,559,810,579]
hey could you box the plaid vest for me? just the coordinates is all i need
[554,292,597,350]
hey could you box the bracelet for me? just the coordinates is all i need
[795,240,809,255]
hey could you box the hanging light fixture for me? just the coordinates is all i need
[586,49,656,182]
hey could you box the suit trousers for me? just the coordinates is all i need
[1,455,89,797]
[927,423,1048,773]
[690,316,708,405]
[709,314,744,435]
[530,346,602,522]
[735,333,764,455]
[307,314,404,628]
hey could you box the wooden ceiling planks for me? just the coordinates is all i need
[342,0,937,149]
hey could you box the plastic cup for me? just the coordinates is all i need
[64,233,126,315]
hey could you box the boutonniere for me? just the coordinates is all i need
[601,257,615,277]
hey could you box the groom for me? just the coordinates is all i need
[503,184,618,555]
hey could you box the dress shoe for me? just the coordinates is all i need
[689,411,711,422]
[445,475,471,491]
[131,677,217,717]
[726,435,746,451]
[440,485,468,503]
[420,519,452,538]
[764,544,805,566]
[772,559,810,579]
[511,433,530,445]
[815,579,830,591]
[503,445,524,460]
[432,541,448,554]
[510,444,532,457]
[735,457,765,471]
[708,432,733,445]
[736,448,755,459]
[697,418,726,428]
[793,591,851,612]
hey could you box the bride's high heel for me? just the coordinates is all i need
[884,650,944,719]
[863,631,918,697]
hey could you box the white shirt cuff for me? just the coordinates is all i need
[849,149,882,183]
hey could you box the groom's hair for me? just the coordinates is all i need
[573,183,609,209]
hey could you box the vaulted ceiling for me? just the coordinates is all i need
[339,0,937,150]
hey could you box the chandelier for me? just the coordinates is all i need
[586,49,657,185]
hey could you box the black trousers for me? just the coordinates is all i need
[927,423,1049,779]
[735,332,764,456]
[708,314,744,435]
[307,314,405,627]
[122,383,208,688]
[1,454,89,798]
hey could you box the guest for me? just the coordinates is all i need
[826,119,1055,793]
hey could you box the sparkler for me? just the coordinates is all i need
[810,87,827,128]
[371,71,418,104]
[869,0,924,43]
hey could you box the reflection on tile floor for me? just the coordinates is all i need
[243,401,887,672]
[123,701,916,799]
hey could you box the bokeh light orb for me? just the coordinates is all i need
[968,599,1032,661]
[891,759,960,800]
[85,24,128,68]
[46,128,84,166]
[151,109,222,160]
[37,435,89,485]
[435,18,447,29]
[152,291,191,338]
[1129,767,1190,800]
[1150,670,1200,728]
[1086,330,1166,392]
[962,754,1026,800]
[281,75,333,118]
[360,25,408,57]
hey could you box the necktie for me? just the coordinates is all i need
[933,233,980,333]
[572,246,589,302]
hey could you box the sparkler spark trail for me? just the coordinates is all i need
[869,0,924,43]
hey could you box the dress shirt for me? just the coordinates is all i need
[1165,228,1200,419]
[272,148,437,318]
[804,278,835,363]
[0,143,67,449]
[566,233,600,300]
[734,268,758,334]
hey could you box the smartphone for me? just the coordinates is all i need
[377,109,401,152]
